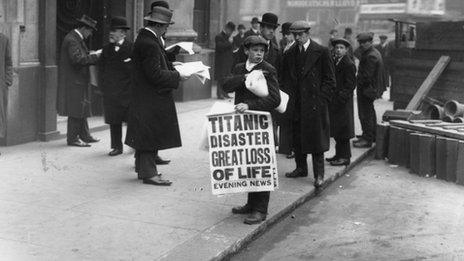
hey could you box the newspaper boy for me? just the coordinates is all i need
[223,35,280,225]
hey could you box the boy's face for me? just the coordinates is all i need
[245,45,266,63]
[334,43,347,58]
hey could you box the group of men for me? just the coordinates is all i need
[57,1,187,186]
[56,2,386,225]
[213,13,387,224]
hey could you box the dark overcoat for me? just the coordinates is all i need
[357,45,387,100]
[0,33,12,138]
[57,30,99,118]
[329,55,356,139]
[124,28,181,151]
[284,40,336,154]
[99,39,133,124]
[223,60,280,112]
[275,43,296,154]
[214,31,234,81]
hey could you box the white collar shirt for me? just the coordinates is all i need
[74,29,84,40]
[246,60,259,72]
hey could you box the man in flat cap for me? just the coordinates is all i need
[57,15,101,147]
[99,17,133,156]
[284,20,336,188]
[326,38,356,166]
[354,32,386,148]
[214,21,236,99]
[125,6,191,186]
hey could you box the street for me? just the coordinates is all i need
[232,158,464,261]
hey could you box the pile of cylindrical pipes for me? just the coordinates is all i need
[426,100,464,122]
[375,123,464,185]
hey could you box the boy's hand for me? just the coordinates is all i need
[235,103,249,113]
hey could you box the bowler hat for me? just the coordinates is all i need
[77,15,98,31]
[357,32,373,42]
[258,13,279,29]
[280,22,292,34]
[331,38,351,47]
[238,24,246,30]
[243,35,269,51]
[379,34,388,39]
[144,6,174,25]
[251,17,259,24]
[289,20,311,33]
[110,16,130,30]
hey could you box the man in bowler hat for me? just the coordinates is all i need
[57,15,101,147]
[326,38,356,166]
[99,17,133,156]
[125,6,192,186]
[283,21,336,188]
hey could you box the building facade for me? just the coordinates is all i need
[0,0,227,146]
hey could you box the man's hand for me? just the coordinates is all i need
[234,103,249,113]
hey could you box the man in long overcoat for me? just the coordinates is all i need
[354,32,386,148]
[125,6,190,186]
[284,21,336,188]
[99,17,132,156]
[0,32,12,152]
[327,38,356,166]
[57,15,100,147]
[214,22,235,99]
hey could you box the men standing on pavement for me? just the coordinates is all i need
[0,32,12,155]
[57,15,101,147]
[125,6,191,186]
[244,17,260,38]
[99,17,132,156]
[354,32,386,148]
[224,36,280,225]
[214,22,235,99]
[326,38,356,166]
[284,21,336,188]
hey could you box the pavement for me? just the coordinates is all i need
[0,96,392,261]
[231,158,464,261]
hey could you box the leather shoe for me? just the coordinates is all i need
[330,158,350,166]
[81,137,100,143]
[155,155,171,165]
[353,139,372,148]
[314,176,324,188]
[108,149,123,156]
[67,140,91,147]
[142,176,171,186]
[325,155,338,162]
[138,173,162,180]
[285,168,308,178]
[232,205,252,214]
[244,211,267,225]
